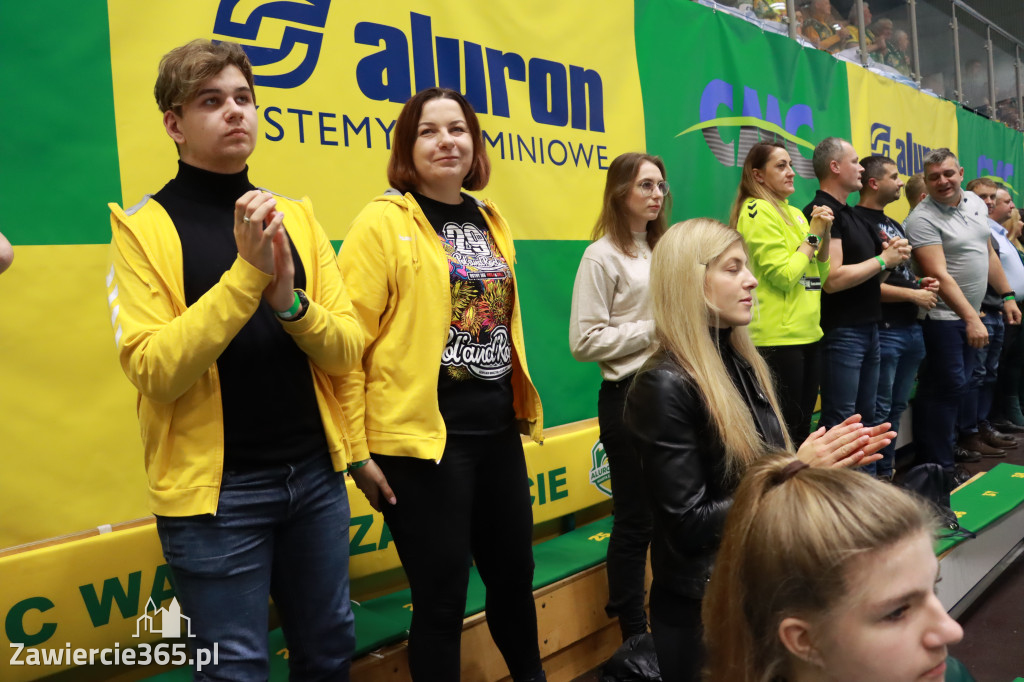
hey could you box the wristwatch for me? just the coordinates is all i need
[805,233,821,250]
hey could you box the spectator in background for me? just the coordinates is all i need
[0,231,12,274]
[905,149,1021,485]
[854,157,938,481]
[804,140,910,478]
[569,152,668,640]
[869,17,894,54]
[731,141,834,445]
[884,29,913,77]
[997,207,1024,427]
[978,185,1024,438]
[905,172,927,211]
[803,0,848,53]
[955,178,1019,458]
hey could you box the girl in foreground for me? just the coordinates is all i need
[624,219,892,682]
[704,454,966,682]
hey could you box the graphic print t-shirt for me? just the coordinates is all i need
[413,192,517,435]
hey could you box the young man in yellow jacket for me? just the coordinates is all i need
[105,39,362,680]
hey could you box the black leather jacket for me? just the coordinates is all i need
[624,336,785,599]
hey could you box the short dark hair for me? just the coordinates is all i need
[387,88,490,193]
[922,148,958,173]
[155,40,255,114]
[812,137,846,181]
[860,155,896,185]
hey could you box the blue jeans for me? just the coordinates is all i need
[913,318,979,471]
[874,323,926,479]
[156,453,354,681]
[959,312,1005,433]
[820,324,881,474]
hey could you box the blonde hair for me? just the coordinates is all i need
[1004,207,1023,248]
[648,219,791,477]
[703,453,935,682]
[592,152,670,257]
[729,142,796,230]
[905,173,926,210]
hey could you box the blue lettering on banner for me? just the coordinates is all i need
[354,12,605,132]
[977,154,1015,187]
[213,0,331,88]
[869,123,934,176]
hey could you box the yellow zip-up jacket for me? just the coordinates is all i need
[337,191,543,463]
[106,193,362,516]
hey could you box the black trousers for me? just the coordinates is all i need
[598,375,653,637]
[649,581,704,682]
[373,425,543,681]
[758,341,822,445]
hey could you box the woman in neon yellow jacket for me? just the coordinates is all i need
[730,141,833,445]
[338,87,545,682]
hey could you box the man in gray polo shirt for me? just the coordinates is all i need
[905,149,1021,481]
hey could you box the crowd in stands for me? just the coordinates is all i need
[573,133,1020,681]
[103,33,1012,682]
[703,0,1023,132]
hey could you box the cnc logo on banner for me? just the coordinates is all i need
[869,123,936,176]
[212,0,330,88]
[976,156,1016,195]
[589,440,612,498]
[677,79,817,179]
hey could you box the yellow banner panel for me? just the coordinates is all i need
[847,64,958,224]
[107,0,645,241]
[0,245,150,549]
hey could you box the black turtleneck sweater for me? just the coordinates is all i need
[153,161,327,467]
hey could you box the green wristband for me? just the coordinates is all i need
[348,459,371,470]
[874,255,886,271]
[1004,294,1016,302]
[275,291,302,319]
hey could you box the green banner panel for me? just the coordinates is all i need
[956,105,1024,197]
[0,4,122,245]
[516,240,601,427]
[635,0,852,224]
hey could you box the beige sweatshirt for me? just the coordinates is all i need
[569,232,657,381]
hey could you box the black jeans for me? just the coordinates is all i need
[758,341,822,445]
[649,582,704,682]
[373,425,543,682]
[598,375,653,637]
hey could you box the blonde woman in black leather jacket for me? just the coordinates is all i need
[624,219,892,682]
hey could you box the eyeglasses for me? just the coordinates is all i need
[638,180,670,197]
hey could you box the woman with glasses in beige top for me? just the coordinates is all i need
[569,152,669,640]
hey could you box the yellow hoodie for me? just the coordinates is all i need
[107,193,362,516]
[337,191,543,463]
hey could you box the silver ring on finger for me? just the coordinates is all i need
[243,215,251,224]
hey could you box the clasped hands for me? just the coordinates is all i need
[234,190,295,312]
[796,414,894,470]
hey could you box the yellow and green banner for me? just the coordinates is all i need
[847,64,958,223]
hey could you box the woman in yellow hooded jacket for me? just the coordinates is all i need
[337,87,544,682]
